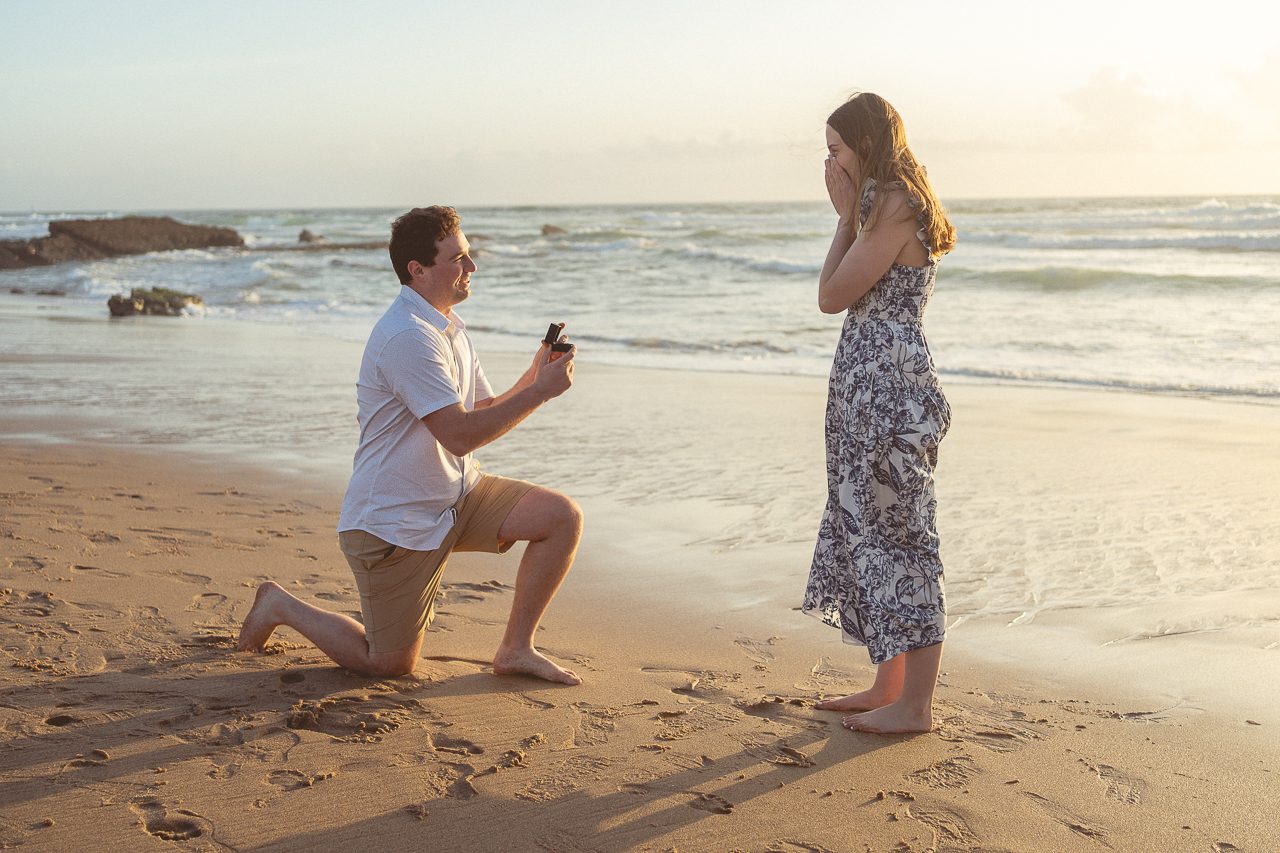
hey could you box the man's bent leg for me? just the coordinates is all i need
[237,581,423,677]
[491,487,584,685]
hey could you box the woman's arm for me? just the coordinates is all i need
[817,170,916,314]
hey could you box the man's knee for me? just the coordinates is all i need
[365,645,419,678]
[551,492,584,539]
[558,491,583,532]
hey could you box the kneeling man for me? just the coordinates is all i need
[238,206,583,685]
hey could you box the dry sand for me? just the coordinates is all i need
[2,365,1278,851]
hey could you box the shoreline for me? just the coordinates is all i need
[3,290,1278,409]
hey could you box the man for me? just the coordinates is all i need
[237,206,583,685]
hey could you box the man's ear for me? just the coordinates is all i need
[406,259,425,279]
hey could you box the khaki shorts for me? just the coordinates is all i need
[338,475,535,653]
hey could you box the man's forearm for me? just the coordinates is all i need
[440,386,548,456]
[480,368,536,409]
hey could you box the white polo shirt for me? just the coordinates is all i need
[338,286,494,550]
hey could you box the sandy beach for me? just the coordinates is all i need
[2,326,1277,851]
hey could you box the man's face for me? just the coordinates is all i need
[410,232,477,310]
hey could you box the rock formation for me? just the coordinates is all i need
[0,217,243,270]
[107,287,204,317]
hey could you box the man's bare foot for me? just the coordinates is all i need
[815,689,900,712]
[842,702,933,734]
[236,581,286,651]
[492,646,581,685]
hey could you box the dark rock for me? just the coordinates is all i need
[107,287,203,317]
[0,216,243,270]
[8,287,24,294]
[298,229,325,244]
[540,224,567,236]
[36,289,67,297]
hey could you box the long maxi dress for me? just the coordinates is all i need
[801,177,951,666]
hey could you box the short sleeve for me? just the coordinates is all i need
[474,355,495,403]
[376,328,462,419]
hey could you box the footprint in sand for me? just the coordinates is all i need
[1022,791,1111,847]
[517,755,614,802]
[736,736,816,768]
[506,693,557,711]
[428,731,485,756]
[206,758,242,781]
[285,694,423,742]
[170,571,214,586]
[237,728,301,765]
[902,805,981,848]
[268,769,334,791]
[734,635,781,664]
[204,723,245,747]
[641,666,742,702]
[422,762,480,800]
[186,592,235,624]
[737,695,824,731]
[6,556,47,571]
[653,703,740,742]
[571,703,623,747]
[474,749,529,778]
[1079,759,1146,805]
[65,748,110,768]
[438,580,512,606]
[71,564,127,579]
[688,791,734,814]
[10,589,58,614]
[543,648,597,671]
[935,701,1043,753]
[129,799,212,842]
[906,756,980,789]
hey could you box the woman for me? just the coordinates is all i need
[802,92,957,734]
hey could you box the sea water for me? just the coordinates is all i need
[3,195,1278,401]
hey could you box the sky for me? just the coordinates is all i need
[2,1,1278,209]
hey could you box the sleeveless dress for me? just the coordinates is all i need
[801,177,951,665]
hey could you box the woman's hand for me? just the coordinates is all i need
[825,156,858,224]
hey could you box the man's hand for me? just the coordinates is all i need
[532,343,575,400]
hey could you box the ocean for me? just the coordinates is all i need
[3,195,1278,402]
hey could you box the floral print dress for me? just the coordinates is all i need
[802,177,951,665]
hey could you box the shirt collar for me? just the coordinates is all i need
[398,285,466,332]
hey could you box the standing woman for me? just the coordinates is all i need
[802,92,957,734]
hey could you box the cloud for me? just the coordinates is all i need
[1058,69,1233,153]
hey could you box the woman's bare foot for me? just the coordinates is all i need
[815,688,901,712]
[236,581,286,651]
[842,702,933,734]
[492,646,582,685]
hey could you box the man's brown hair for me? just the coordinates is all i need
[389,206,462,284]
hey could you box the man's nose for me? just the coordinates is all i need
[464,256,477,272]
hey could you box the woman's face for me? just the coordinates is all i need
[825,124,861,181]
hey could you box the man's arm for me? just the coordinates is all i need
[425,347,574,456]
[474,342,549,410]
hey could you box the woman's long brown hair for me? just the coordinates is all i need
[828,92,956,257]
